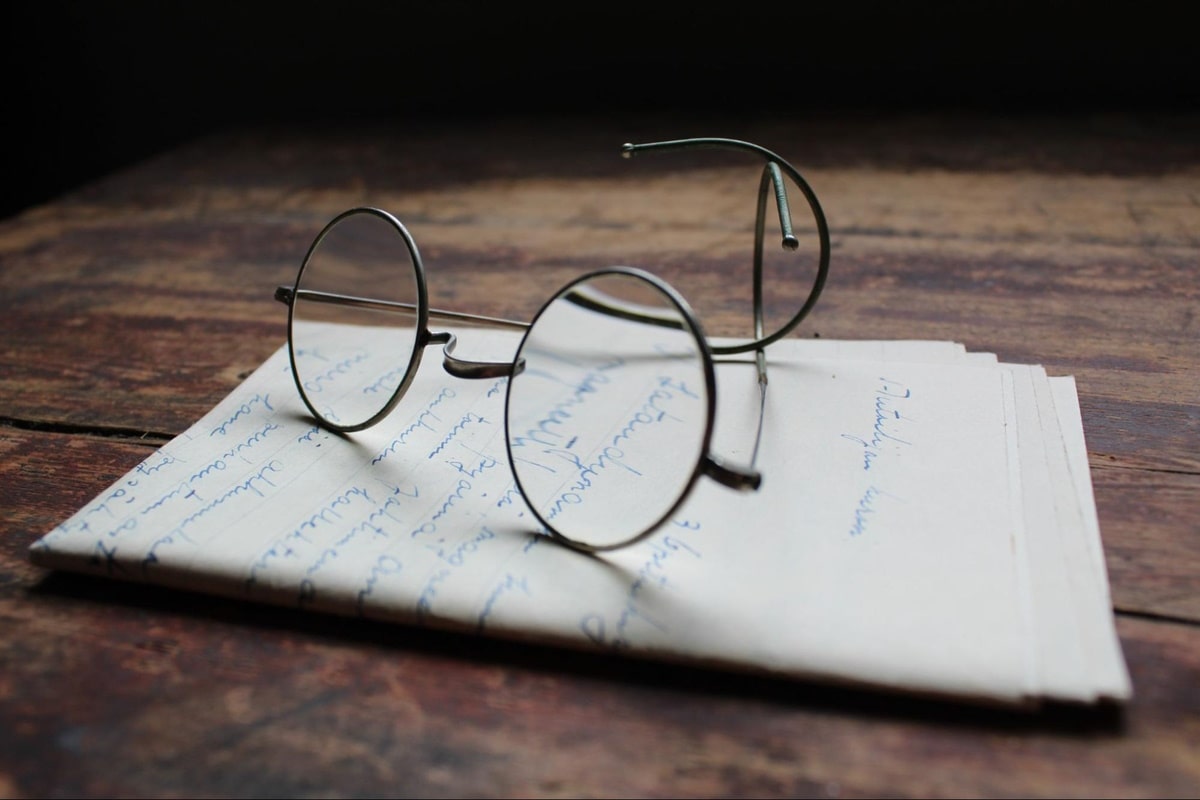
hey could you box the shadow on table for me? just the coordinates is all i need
[30,569,1126,735]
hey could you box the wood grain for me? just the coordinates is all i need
[2,432,1199,797]
[1,111,1197,797]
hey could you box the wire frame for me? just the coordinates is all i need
[273,136,826,550]
[503,266,735,552]
[282,207,432,433]
[621,137,831,355]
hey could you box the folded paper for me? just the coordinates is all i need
[29,332,1131,705]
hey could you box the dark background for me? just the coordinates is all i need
[3,1,1195,221]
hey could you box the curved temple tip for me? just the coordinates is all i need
[621,143,637,159]
[782,233,800,251]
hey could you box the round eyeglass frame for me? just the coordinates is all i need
[280,207,756,552]
[285,206,433,434]
[503,267,722,553]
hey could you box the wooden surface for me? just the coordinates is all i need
[1,111,1198,797]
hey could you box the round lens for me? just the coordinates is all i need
[505,270,715,550]
[289,209,426,431]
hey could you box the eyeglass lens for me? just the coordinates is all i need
[506,272,712,550]
[290,210,423,430]
[285,211,723,550]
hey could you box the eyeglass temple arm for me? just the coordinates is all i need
[278,282,768,486]
[274,286,529,330]
[701,345,768,494]
[274,286,525,380]
[623,138,798,253]
[702,453,763,491]
[757,164,792,340]
[277,284,701,338]
[625,139,794,343]
[622,137,831,353]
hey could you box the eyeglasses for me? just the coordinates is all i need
[273,137,830,551]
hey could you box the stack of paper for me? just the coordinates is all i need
[29,332,1131,705]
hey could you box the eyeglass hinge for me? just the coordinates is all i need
[701,455,762,492]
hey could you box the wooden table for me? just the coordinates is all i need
[2,112,1197,797]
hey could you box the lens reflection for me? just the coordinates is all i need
[505,271,712,550]
[290,209,423,430]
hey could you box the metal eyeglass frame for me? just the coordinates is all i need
[273,137,830,551]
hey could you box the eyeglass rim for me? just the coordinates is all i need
[286,207,432,433]
[503,265,720,553]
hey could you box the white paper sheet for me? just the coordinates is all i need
[28,333,1131,705]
